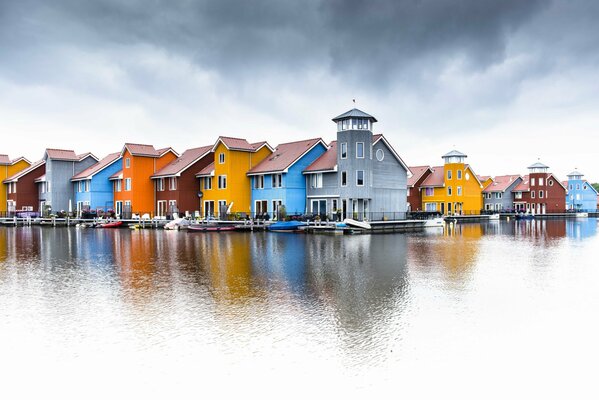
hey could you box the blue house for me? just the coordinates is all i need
[566,170,598,211]
[247,138,327,218]
[71,152,122,215]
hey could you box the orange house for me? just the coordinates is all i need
[111,143,178,217]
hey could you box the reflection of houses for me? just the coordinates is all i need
[1,154,31,215]
[71,152,122,214]
[565,170,598,211]
[420,150,484,215]
[304,109,409,220]
[483,175,522,212]
[247,138,327,218]
[407,166,432,212]
[512,162,566,214]
[151,146,213,218]
[3,160,44,214]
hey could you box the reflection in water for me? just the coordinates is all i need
[1,219,598,398]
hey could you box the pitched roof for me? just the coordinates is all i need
[483,175,522,193]
[195,162,215,177]
[212,136,273,153]
[34,174,46,183]
[528,161,549,169]
[421,166,445,187]
[123,143,160,157]
[0,154,10,164]
[248,138,326,175]
[152,146,212,178]
[3,160,45,183]
[332,108,377,122]
[304,141,338,173]
[71,152,121,181]
[372,134,410,172]
[109,170,123,180]
[408,166,432,187]
[77,152,99,161]
[45,149,80,161]
[513,175,530,192]
[567,170,584,177]
[442,150,467,158]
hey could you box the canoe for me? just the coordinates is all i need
[267,221,307,231]
[187,224,236,232]
[100,221,123,228]
[343,218,371,230]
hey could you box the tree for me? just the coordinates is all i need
[592,183,599,192]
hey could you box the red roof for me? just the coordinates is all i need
[514,175,530,192]
[152,146,212,178]
[3,160,45,183]
[195,162,215,177]
[421,166,445,187]
[46,149,80,161]
[109,170,123,180]
[408,166,432,187]
[72,152,121,181]
[77,152,98,161]
[213,136,273,153]
[123,143,160,157]
[483,175,521,193]
[248,138,325,175]
[304,141,337,173]
[478,175,491,182]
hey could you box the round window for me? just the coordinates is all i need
[583,185,587,190]
[549,180,554,186]
[465,172,470,181]
[376,149,384,161]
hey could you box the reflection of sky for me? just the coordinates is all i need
[566,218,598,240]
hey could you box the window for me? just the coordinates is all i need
[356,170,364,186]
[376,149,384,161]
[548,180,553,186]
[356,142,364,159]
[531,191,535,199]
[539,190,544,199]
[583,184,588,190]
[495,203,502,211]
[539,178,544,186]
[341,171,347,187]
[447,186,452,196]
[457,170,462,180]
[457,186,462,196]
[340,143,347,159]
[569,184,573,190]
[169,178,177,191]
[204,177,212,190]
[447,170,452,180]
[125,178,131,191]
[311,173,323,188]
[218,153,225,164]
[84,180,90,192]
[115,180,122,192]
[515,192,522,200]
[272,174,282,188]
[125,158,130,168]
[495,192,502,199]
[254,175,264,189]
[218,175,227,189]
[531,178,535,186]
[425,203,437,212]
[425,187,434,196]
[157,178,164,191]
[576,184,580,190]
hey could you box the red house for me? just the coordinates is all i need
[150,145,214,218]
[512,162,566,214]
[3,160,46,214]
[407,166,432,212]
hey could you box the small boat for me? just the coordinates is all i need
[100,220,123,228]
[488,214,500,221]
[267,220,307,232]
[343,218,371,230]
[424,217,445,228]
[515,213,535,220]
[164,217,191,230]
[575,212,589,218]
[187,224,236,232]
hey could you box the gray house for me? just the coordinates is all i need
[304,109,409,221]
[39,149,98,215]
[482,175,522,212]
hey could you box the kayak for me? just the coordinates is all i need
[267,221,307,231]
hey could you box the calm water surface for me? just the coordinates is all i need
[1,219,598,398]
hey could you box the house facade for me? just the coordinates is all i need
[565,170,598,211]
[304,109,410,221]
[512,162,566,214]
[112,143,178,218]
[196,137,273,218]
[71,152,122,215]
[1,155,31,215]
[420,151,484,215]
[247,138,327,218]
[407,166,433,212]
[3,160,45,215]
[482,175,522,212]
[39,149,98,214]
[151,145,213,218]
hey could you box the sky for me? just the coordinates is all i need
[1,0,598,182]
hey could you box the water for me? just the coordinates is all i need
[1,219,598,399]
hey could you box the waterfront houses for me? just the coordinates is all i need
[71,152,122,215]
[1,154,31,215]
[39,149,98,215]
[420,150,484,215]
[407,166,433,212]
[247,138,327,218]
[512,162,566,214]
[3,160,45,214]
[112,143,178,218]
[565,170,598,211]
[304,109,409,221]
[151,146,213,217]
[482,175,523,212]
[196,137,273,218]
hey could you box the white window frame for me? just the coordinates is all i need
[254,175,264,189]
[125,178,132,191]
[169,177,177,191]
[341,171,347,187]
[84,180,90,192]
[157,178,164,192]
[272,174,283,188]
[457,170,462,180]
[457,186,462,196]
[125,158,130,168]
[447,170,452,180]
[218,153,225,164]
[204,177,212,190]
[340,143,347,159]
[356,142,364,159]
[218,175,227,189]
[115,180,122,192]
[447,186,452,196]
[356,170,365,186]
[311,173,323,189]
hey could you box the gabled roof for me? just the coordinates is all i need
[71,152,121,182]
[195,162,215,177]
[332,108,377,122]
[548,173,567,190]
[567,170,584,177]
[304,141,338,173]
[34,174,46,183]
[45,149,80,161]
[407,166,433,187]
[3,160,45,183]
[514,175,530,192]
[0,155,31,165]
[483,175,522,193]
[121,143,178,158]
[109,170,123,180]
[212,136,274,153]
[420,166,445,187]
[442,150,467,158]
[247,138,327,175]
[372,134,410,172]
[528,161,549,169]
[478,175,491,182]
[152,146,212,179]
[77,152,99,162]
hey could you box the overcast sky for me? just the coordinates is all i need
[1,0,598,181]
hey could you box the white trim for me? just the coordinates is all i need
[307,195,340,198]
[356,142,365,159]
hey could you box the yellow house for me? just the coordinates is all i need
[420,150,484,215]
[196,137,273,218]
[1,155,31,214]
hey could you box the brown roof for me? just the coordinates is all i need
[3,160,45,183]
[408,166,432,187]
[195,162,215,177]
[248,138,326,175]
[304,141,337,173]
[71,152,121,181]
[46,149,79,161]
[109,170,123,180]
[0,154,10,164]
[214,136,273,153]
[478,175,491,182]
[483,175,522,193]
[421,166,445,187]
[124,143,159,157]
[77,152,98,161]
[514,175,530,192]
[152,146,212,178]
[34,174,46,183]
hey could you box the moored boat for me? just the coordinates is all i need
[100,220,123,228]
[267,220,307,232]
[515,213,535,220]
[424,217,444,228]
[187,224,236,232]
[343,218,371,230]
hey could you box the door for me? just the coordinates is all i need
[272,200,282,220]
[115,201,122,217]
[218,200,227,218]
[441,202,445,214]
[204,200,215,218]
[157,200,167,217]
